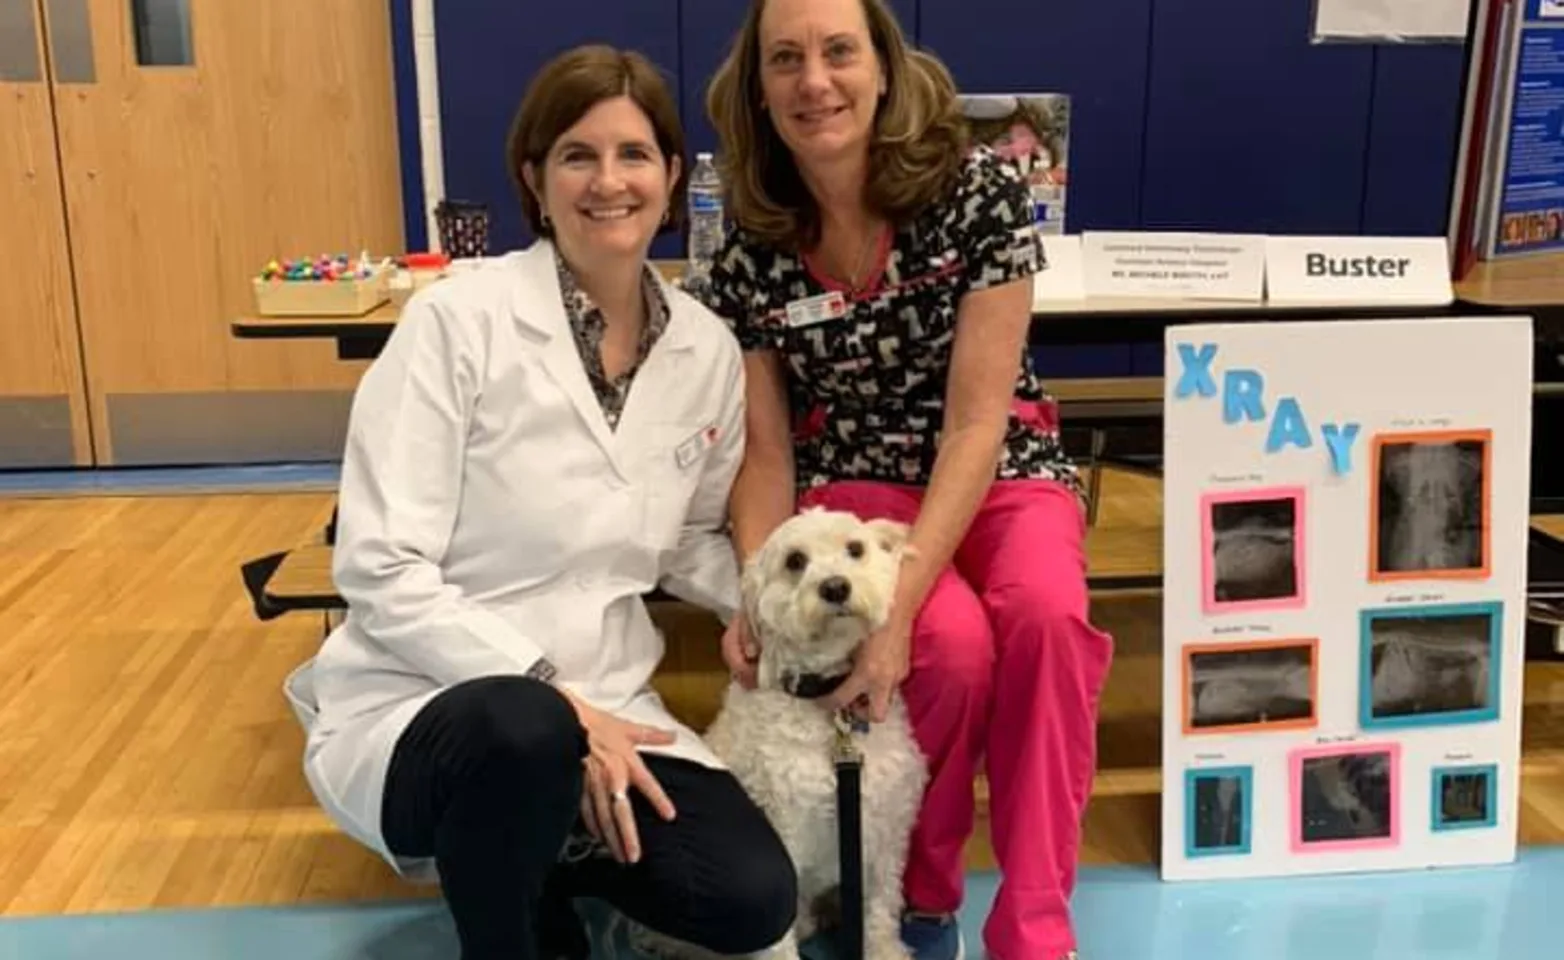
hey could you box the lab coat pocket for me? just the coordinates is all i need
[641,423,713,551]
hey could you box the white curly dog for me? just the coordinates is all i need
[622,508,929,960]
[702,506,930,960]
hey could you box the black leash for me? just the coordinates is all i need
[782,670,866,960]
[833,709,866,960]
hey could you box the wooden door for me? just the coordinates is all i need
[43,0,405,465]
[0,0,92,467]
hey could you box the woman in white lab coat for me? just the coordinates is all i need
[282,45,796,960]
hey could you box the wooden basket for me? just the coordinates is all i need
[251,272,389,317]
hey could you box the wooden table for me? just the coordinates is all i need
[257,516,1564,615]
[1454,253,1564,512]
[1455,253,1564,311]
[1535,515,1564,542]
[231,256,1475,356]
[257,522,1168,613]
[232,252,1564,352]
[267,543,338,610]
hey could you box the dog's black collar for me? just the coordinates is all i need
[780,670,850,700]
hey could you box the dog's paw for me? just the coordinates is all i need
[621,916,716,960]
[793,913,818,943]
[865,936,914,960]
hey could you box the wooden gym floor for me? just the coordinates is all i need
[2,467,1562,918]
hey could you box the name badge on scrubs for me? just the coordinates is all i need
[675,425,717,469]
[784,291,847,328]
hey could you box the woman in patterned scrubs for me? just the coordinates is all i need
[696,2,1114,959]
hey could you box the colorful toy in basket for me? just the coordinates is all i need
[260,251,383,282]
[252,250,392,317]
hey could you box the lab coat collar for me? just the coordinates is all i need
[510,240,697,352]
[511,240,698,477]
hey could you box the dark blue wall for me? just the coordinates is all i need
[427,0,683,258]
[388,0,426,253]
[388,0,1468,375]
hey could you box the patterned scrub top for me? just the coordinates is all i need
[698,145,1080,497]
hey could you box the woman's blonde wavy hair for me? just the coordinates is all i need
[705,0,969,252]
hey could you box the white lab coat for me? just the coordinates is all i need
[281,240,747,881]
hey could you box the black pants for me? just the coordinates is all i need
[381,675,798,959]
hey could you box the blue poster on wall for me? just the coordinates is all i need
[1531,0,1564,20]
[1494,0,1564,256]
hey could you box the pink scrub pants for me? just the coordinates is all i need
[797,477,1114,960]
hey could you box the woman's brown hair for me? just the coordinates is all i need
[506,45,687,238]
[705,0,969,251]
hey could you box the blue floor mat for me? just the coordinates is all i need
[4,848,1563,959]
[0,462,340,498]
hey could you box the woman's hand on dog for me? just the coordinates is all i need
[721,613,760,689]
[559,689,678,864]
[830,616,912,723]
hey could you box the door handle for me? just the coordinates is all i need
[0,0,43,82]
[44,0,94,84]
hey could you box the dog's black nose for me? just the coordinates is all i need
[818,576,851,605]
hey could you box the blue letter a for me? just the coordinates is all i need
[1265,397,1312,453]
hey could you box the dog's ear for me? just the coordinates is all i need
[865,518,912,556]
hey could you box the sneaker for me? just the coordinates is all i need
[901,912,965,960]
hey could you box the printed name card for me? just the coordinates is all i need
[1081,231,1267,301]
[1264,236,1453,304]
[1032,235,1087,304]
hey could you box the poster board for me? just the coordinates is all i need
[1487,0,1564,258]
[1160,315,1534,882]
[957,93,1070,236]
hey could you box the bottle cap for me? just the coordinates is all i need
[697,151,713,161]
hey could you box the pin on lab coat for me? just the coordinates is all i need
[282,240,747,881]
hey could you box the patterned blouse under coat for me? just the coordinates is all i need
[554,250,671,431]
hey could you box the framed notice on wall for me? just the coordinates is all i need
[1160,314,1533,882]
[1449,0,1564,270]
[1311,0,1473,42]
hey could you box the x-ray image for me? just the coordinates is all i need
[1375,436,1488,577]
[1367,610,1494,724]
[1209,496,1300,604]
[1435,768,1495,828]
[1190,771,1248,853]
[1188,642,1315,731]
[1299,750,1395,844]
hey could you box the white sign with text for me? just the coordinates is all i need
[1082,231,1267,301]
[1033,234,1087,304]
[1264,236,1453,304]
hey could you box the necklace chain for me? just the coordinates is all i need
[826,226,879,294]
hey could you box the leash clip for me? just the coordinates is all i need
[832,708,866,762]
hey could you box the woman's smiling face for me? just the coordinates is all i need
[756,0,886,171]
[526,95,680,264]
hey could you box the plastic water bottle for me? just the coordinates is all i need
[685,152,725,291]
